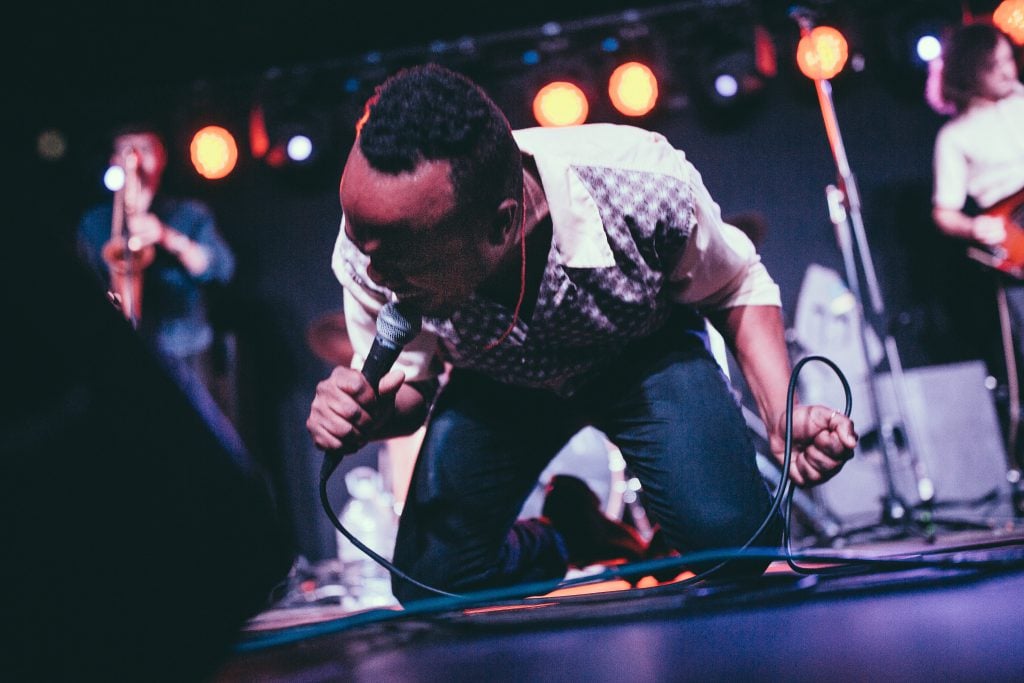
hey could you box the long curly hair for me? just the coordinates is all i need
[357,63,522,223]
[940,23,1009,114]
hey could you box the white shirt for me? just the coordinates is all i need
[933,87,1024,211]
[333,124,780,395]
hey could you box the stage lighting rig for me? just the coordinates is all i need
[246,68,350,187]
[875,1,960,85]
[688,29,771,125]
[595,19,669,121]
[653,2,775,126]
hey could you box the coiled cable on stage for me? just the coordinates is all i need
[317,353,853,599]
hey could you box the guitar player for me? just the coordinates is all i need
[930,21,1024,477]
[932,22,1023,252]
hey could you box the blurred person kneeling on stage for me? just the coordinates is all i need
[307,64,857,603]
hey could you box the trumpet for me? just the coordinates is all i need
[102,147,155,328]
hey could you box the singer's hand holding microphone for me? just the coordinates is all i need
[307,365,406,453]
[307,302,422,477]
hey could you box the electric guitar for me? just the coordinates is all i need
[966,185,1024,278]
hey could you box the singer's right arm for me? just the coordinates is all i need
[306,366,433,452]
[314,222,441,451]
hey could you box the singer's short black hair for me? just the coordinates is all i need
[941,23,1009,114]
[357,63,522,221]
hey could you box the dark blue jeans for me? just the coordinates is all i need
[391,327,782,603]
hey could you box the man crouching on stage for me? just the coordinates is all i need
[307,63,857,603]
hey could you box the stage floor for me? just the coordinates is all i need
[215,522,1024,682]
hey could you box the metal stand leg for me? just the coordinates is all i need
[995,281,1024,514]
[825,185,926,529]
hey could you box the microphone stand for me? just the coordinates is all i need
[800,25,937,539]
[824,183,923,531]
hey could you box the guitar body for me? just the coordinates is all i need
[967,186,1024,278]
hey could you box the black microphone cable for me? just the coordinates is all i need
[318,300,459,598]
[319,469,460,598]
[263,354,1024,655]
[318,350,853,599]
[642,353,853,589]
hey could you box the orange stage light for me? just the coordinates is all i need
[608,61,659,117]
[797,26,849,80]
[532,81,589,127]
[995,0,1024,45]
[190,125,238,180]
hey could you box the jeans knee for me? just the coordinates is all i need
[389,552,452,605]
[391,573,433,606]
[659,503,781,562]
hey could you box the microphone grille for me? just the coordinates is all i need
[376,301,422,348]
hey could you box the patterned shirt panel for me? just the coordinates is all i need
[333,123,779,395]
[418,163,699,396]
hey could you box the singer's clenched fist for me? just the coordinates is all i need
[306,366,406,452]
[769,405,857,487]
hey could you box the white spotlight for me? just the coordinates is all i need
[916,34,942,62]
[104,165,125,192]
[714,74,739,99]
[286,135,313,163]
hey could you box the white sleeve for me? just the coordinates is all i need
[667,162,781,310]
[933,125,968,210]
[332,218,442,382]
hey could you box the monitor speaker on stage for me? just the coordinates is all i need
[0,228,293,681]
[809,360,1016,530]
[790,263,1016,532]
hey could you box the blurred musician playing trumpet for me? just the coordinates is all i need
[77,124,236,414]
[102,138,155,327]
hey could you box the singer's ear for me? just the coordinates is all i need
[487,198,519,246]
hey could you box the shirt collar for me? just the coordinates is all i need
[514,128,615,269]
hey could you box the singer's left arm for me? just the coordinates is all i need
[672,168,855,485]
[707,304,857,486]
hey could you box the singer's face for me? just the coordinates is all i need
[340,145,504,317]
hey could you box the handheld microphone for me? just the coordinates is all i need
[321,300,422,480]
[360,300,422,394]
